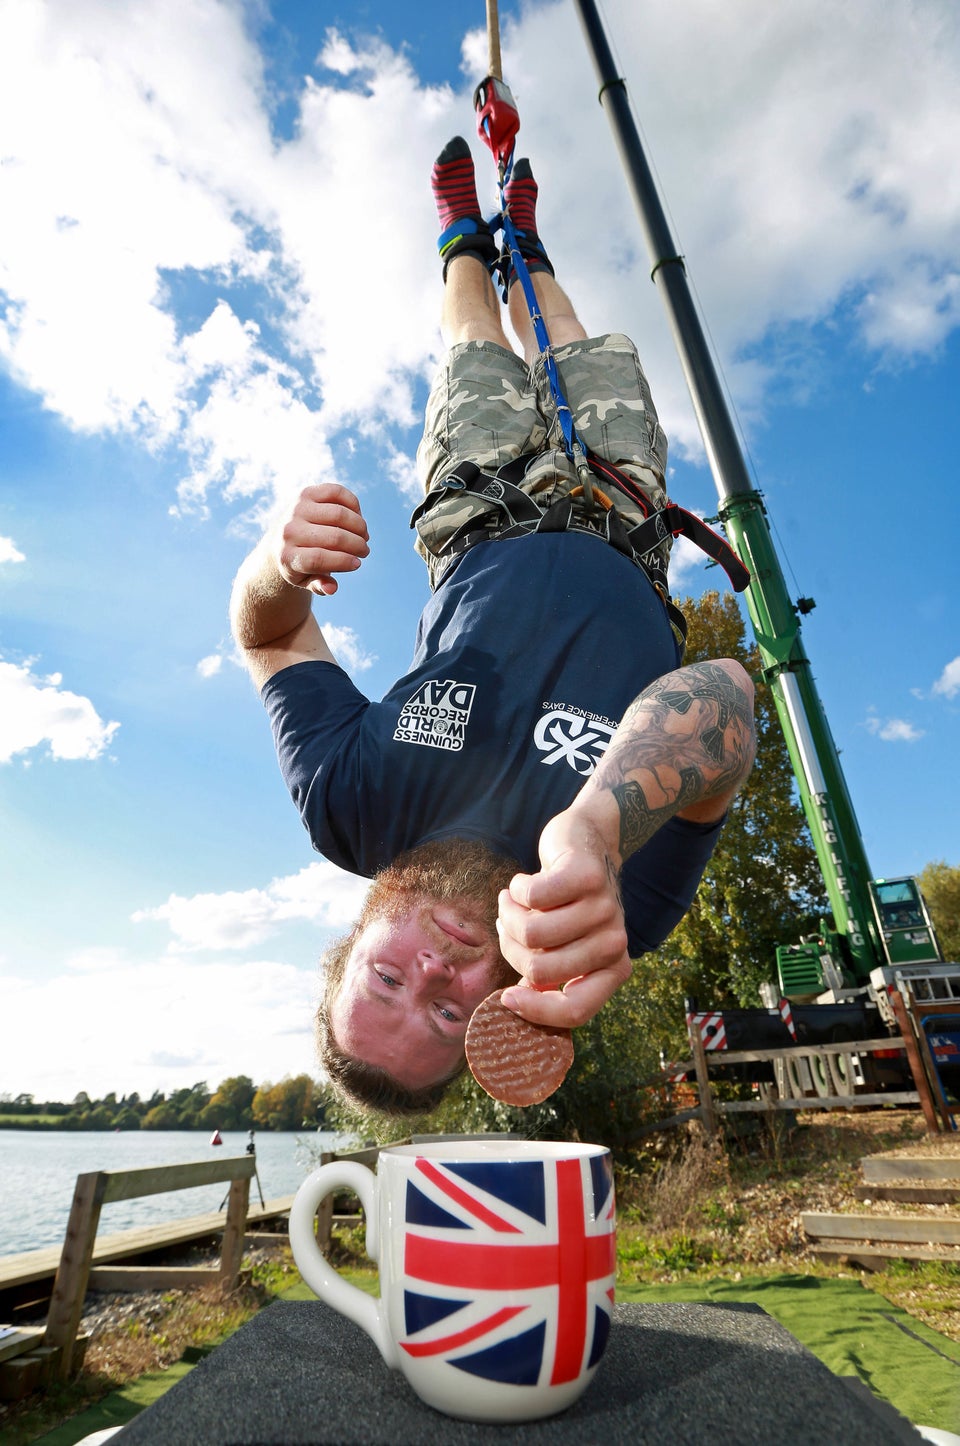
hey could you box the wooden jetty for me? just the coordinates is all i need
[0,1153,296,1397]
[0,1194,294,1319]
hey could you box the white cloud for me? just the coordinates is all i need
[0,658,119,763]
[196,653,223,679]
[865,713,925,743]
[932,655,960,699]
[383,447,422,503]
[0,535,25,564]
[1,0,959,515]
[133,861,368,952]
[2,951,321,1101]
[323,625,377,675]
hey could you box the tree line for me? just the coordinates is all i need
[0,1075,327,1132]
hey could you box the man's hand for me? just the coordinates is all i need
[495,809,632,1030]
[276,483,370,596]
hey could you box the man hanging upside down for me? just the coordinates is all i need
[230,138,756,1115]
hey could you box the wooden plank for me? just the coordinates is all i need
[0,1352,44,1401]
[854,1184,960,1205]
[688,1026,718,1138]
[809,1241,960,1268]
[0,1326,44,1364]
[703,1037,904,1067]
[862,1157,960,1184]
[907,999,960,1129]
[890,988,944,1133]
[802,1211,960,1245]
[44,1172,105,1377]
[717,1091,919,1113]
[88,1266,220,1291]
[219,1176,250,1290]
[0,1197,294,1296]
[623,1108,704,1142]
[100,1155,255,1204]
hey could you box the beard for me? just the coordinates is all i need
[363,838,517,923]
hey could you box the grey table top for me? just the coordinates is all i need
[115,1298,923,1445]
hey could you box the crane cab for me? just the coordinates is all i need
[869,877,941,967]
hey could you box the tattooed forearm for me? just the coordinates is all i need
[590,659,756,862]
[612,769,702,859]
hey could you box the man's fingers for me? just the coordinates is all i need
[498,885,616,952]
[497,924,629,991]
[499,960,632,1030]
[295,499,370,541]
[296,482,365,516]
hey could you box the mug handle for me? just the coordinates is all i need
[288,1160,398,1368]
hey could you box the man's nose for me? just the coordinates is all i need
[416,949,455,982]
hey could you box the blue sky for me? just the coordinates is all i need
[1,0,958,1102]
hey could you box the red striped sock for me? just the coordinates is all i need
[432,136,483,232]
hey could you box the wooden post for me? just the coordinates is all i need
[889,989,942,1134]
[688,1026,719,1139]
[486,0,502,79]
[314,1151,334,1253]
[907,999,957,1132]
[44,1171,107,1378]
[219,1176,251,1292]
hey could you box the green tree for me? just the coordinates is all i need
[142,1102,180,1129]
[205,1075,256,1131]
[919,860,960,962]
[252,1075,322,1131]
[647,593,827,1027]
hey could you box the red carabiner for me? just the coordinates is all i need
[473,75,520,166]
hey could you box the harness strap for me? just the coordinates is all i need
[412,451,750,595]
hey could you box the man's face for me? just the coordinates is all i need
[329,902,511,1090]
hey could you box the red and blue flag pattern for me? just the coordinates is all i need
[399,1153,616,1388]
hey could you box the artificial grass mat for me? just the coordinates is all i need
[33,1353,200,1445]
[36,1272,959,1441]
[617,1274,959,1436]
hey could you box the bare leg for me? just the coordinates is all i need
[507,270,587,364]
[441,255,514,351]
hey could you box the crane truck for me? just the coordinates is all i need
[574,0,960,1103]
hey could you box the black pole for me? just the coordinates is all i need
[571,0,885,978]
[572,0,753,505]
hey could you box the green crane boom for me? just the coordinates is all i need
[573,0,885,981]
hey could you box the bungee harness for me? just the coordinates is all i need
[415,16,749,648]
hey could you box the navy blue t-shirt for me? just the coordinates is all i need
[263,532,721,955]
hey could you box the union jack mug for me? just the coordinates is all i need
[288,1139,616,1423]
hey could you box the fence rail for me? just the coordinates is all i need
[42,1154,256,1380]
[640,981,953,1142]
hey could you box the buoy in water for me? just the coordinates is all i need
[210,1129,223,1146]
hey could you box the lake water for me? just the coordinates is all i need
[0,1129,346,1257]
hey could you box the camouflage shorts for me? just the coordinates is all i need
[414,333,670,588]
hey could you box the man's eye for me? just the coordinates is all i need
[436,1005,459,1023]
[377,971,399,988]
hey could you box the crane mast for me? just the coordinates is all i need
[573,0,884,982]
